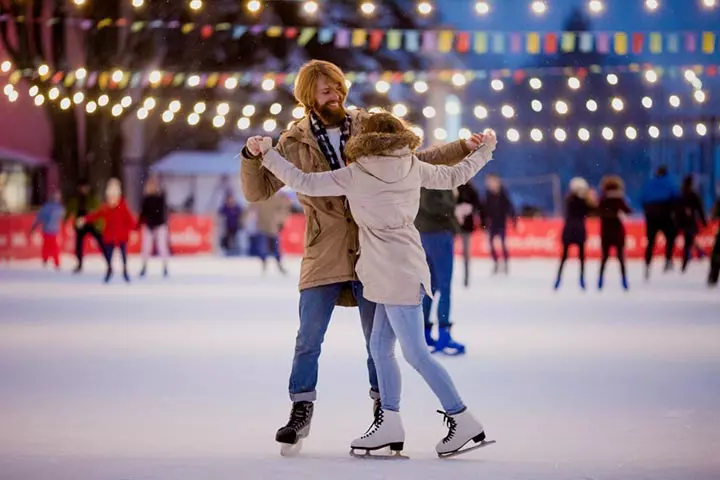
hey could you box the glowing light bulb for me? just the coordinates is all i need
[263,119,277,132]
[648,126,660,138]
[73,92,85,104]
[568,77,581,90]
[531,1,548,15]
[261,78,276,91]
[588,0,604,13]
[669,95,681,108]
[602,127,614,140]
[375,80,390,94]
[491,79,504,91]
[625,126,637,140]
[137,108,149,120]
[451,73,467,87]
[237,117,251,130]
[149,70,162,84]
[392,103,408,117]
[645,69,658,83]
[642,96,653,109]
[292,106,305,119]
[530,128,543,142]
[360,1,376,15]
[417,1,433,15]
[578,128,590,142]
[98,94,109,107]
[213,115,226,128]
[423,106,436,118]
[247,0,262,13]
[611,97,624,112]
[187,113,200,126]
[189,0,203,11]
[162,111,174,123]
[606,73,618,85]
[696,123,708,136]
[216,102,230,116]
[554,128,567,142]
[507,128,520,142]
[144,97,157,110]
[224,77,238,90]
[414,81,428,94]
[529,77,542,90]
[473,105,488,119]
[75,68,87,80]
[434,128,447,140]
[475,1,490,15]
[555,100,569,115]
[672,124,683,137]
[303,1,319,15]
[586,99,598,112]
[501,105,515,118]
[242,105,256,117]
[270,103,283,115]
[86,101,97,113]
[531,100,543,112]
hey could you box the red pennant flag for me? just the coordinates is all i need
[369,30,384,51]
[544,33,557,54]
[163,73,174,87]
[391,72,403,83]
[285,27,298,39]
[632,33,644,54]
[201,25,213,39]
[577,67,588,79]
[456,32,470,53]
[707,65,717,77]
[512,70,526,83]
[116,18,128,27]
[51,72,64,84]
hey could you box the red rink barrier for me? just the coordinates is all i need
[278,215,718,259]
[0,214,214,260]
[2,213,716,260]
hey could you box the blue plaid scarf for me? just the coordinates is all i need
[309,112,351,171]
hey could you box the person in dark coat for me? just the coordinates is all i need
[138,175,170,278]
[554,177,596,290]
[65,179,106,273]
[455,182,484,287]
[219,192,243,255]
[677,175,707,273]
[597,175,632,291]
[483,174,516,274]
[640,165,679,278]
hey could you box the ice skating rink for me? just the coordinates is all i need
[1,255,719,480]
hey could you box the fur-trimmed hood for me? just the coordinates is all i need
[345,130,421,184]
[345,130,421,161]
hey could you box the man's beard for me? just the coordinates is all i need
[315,102,347,126]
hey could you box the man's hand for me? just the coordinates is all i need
[246,135,265,157]
[465,128,498,152]
[76,217,86,228]
[464,133,485,151]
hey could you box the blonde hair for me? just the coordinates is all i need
[294,60,348,114]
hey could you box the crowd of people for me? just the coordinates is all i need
[552,166,720,290]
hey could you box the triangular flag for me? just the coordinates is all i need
[405,31,419,52]
[544,33,557,54]
[579,32,593,52]
[614,32,627,55]
[526,32,540,54]
[422,31,437,52]
[369,30,384,51]
[318,28,334,44]
[352,29,367,47]
[702,32,715,53]
[491,33,504,53]
[333,29,349,47]
[232,26,248,39]
[267,26,283,37]
[474,32,488,53]
[456,32,470,53]
[649,32,662,53]
[561,32,576,52]
[297,27,316,46]
[438,31,454,53]
[386,30,401,50]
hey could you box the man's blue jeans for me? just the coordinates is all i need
[421,232,455,329]
[289,281,379,402]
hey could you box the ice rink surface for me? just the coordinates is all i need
[1,255,719,480]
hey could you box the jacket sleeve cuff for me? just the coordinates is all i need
[242,145,261,161]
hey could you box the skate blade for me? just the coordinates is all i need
[350,448,409,460]
[280,439,303,457]
[438,439,496,459]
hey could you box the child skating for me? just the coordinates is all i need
[30,190,65,269]
[78,178,136,283]
[257,112,497,458]
[554,177,596,290]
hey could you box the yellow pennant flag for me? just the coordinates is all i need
[266,26,282,37]
[352,29,367,47]
[438,31,454,53]
[702,32,715,53]
[64,72,76,87]
[181,23,195,34]
[207,73,220,88]
[527,32,540,54]
[474,32,487,53]
[98,72,108,90]
[650,32,662,53]
[561,32,576,52]
[614,32,628,55]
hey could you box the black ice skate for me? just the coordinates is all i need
[276,401,313,456]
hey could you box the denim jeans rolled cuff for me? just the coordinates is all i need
[290,390,317,402]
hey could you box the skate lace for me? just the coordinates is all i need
[437,410,457,444]
[287,404,310,429]
[361,406,384,439]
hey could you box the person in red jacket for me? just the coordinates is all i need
[78,178,136,283]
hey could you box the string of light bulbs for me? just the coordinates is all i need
[64,0,719,17]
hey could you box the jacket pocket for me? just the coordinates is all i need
[305,208,321,248]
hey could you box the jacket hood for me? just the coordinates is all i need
[354,146,415,184]
[345,130,421,161]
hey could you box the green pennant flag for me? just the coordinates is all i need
[298,28,317,46]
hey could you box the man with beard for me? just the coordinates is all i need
[240,59,487,454]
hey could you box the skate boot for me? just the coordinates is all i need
[502,262,509,275]
[104,268,113,283]
[139,264,147,278]
[621,276,629,291]
[163,265,169,278]
[123,269,130,283]
[492,262,499,275]
[350,408,406,458]
[579,276,586,290]
[597,276,604,290]
[433,326,465,355]
[424,325,436,347]
[276,401,313,456]
[73,264,82,274]
[644,264,651,281]
[553,276,561,290]
[664,260,673,272]
[436,409,494,458]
